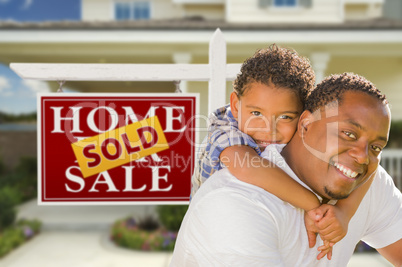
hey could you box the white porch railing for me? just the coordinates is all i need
[381,149,402,190]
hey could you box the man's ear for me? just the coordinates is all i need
[230,92,240,119]
[297,110,313,137]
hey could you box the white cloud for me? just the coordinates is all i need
[0,76,11,92]
[21,0,33,9]
[22,79,51,95]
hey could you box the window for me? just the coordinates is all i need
[259,0,311,8]
[133,2,150,19]
[274,0,297,7]
[115,1,151,20]
[115,2,131,20]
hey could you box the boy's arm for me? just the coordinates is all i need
[314,173,375,243]
[220,145,320,211]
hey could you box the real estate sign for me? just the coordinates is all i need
[38,93,198,205]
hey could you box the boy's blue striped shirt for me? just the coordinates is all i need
[191,104,261,197]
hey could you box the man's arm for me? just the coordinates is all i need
[377,239,402,266]
[360,167,402,265]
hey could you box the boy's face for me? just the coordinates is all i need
[230,82,303,151]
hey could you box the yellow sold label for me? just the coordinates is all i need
[71,116,169,178]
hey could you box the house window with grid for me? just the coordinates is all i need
[274,0,297,7]
[115,1,151,20]
[259,0,311,8]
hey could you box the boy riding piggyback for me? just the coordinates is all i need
[191,45,374,260]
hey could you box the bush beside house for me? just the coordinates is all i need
[0,157,41,258]
[111,205,188,252]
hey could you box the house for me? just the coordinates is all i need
[1,0,402,120]
[0,0,402,194]
[1,1,402,179]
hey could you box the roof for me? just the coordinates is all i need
[1,18,402,31]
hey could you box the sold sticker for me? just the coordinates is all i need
[71,116,169,178]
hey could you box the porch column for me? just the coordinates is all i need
[310,52,330,83]
[173,52,192,93]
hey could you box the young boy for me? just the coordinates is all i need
[191,45,374,260]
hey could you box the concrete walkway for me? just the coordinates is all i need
[0,199,172,267]
[14,199,158,231]
[0,199,393,267]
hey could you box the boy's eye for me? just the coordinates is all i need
[251,111,262,117]
[278,115,293,120]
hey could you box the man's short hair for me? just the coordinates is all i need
[233,44,315,107]
[305,72,388,113]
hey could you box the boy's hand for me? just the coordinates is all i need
[317,240,333,260]
[314,204,348,244]
[304,210,333,260]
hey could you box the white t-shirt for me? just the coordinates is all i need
[170,145,402,267]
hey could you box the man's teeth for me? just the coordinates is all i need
[334,163,358,179]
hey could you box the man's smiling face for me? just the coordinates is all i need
[295,91,390,200]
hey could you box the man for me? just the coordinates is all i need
[170,73,402,266]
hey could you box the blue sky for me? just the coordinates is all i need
[0,0,80,22]
[0,64,51,114]
[0,0,80,114]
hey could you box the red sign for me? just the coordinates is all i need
[38,93,198,204]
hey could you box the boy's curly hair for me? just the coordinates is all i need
[305,72,388,113]
[233,44,315,107]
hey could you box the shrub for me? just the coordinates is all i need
[0,156,41,258]
[111,217,176,251]
[138,215,160,232]
[0,186,21,231]
[12,157,37,202]
[14,157,37,178]
[0,157,5,176]
[17,219,41,236]
[0,157,37,203]
[0,227,24,257]
[0,219,41,258]
[156,205,188,231]
[110,205,190,251]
